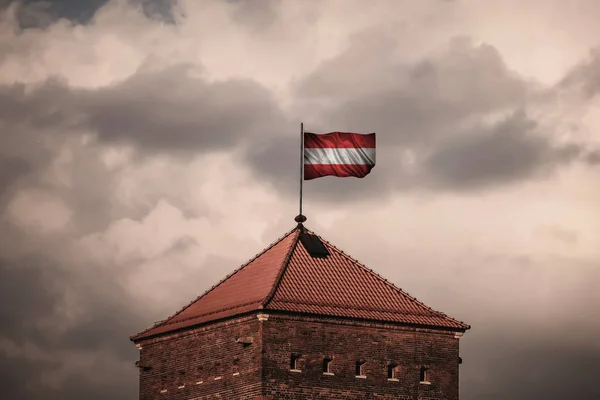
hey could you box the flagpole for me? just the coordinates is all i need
[295,122,307,226]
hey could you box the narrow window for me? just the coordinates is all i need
[420,366,430,384]
[232,358,240,375]
[214,360,223,379]
[177,370,185,388]
[355,360,366,377]
[388,363,399,380]
[290,354,301,371]
[323,357,333,374]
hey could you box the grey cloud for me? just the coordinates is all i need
[558,47,600,99]
[0,156,30,196]
[297,36,530,142]
[0,227,143,399]
[80,64,286,152]
[230,0,279,32]
[0,212,244,399]
[0,65,285,156]
[462,338,600,400]
[0,354,60,400]
[5,0,109,28]
[0,257,61,340]
[3,0,177,29]
[0,78,75,129]
[0,5,599,399]
[132,0,179,23]
[586,150,600,165]
[0,64,287,231]
[422,254,600,400]
[423,111,584,189]
[246,34,591,201]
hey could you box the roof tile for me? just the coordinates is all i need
[131,226,469,341]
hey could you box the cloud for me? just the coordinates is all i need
[80,64,287,152]
[0,245,140,399]
[0,65,286,152]
[558,47,600,100]
[423,111,585,189]
[4,0,177,29]
[0,1,599,399]
[246,34,597,202]
[463,339,600,400]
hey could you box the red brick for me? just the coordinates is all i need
[135,312,463,400]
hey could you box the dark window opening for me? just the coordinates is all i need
[323,357,333,373]
[420,366,430,383]
[388,363,399,379]
[299,232,329,258]
[135,361,152,372]
[290,354,301,370]
[233,358,240,373]
[356,360,366,376]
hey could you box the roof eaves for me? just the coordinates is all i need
[130,301,263,342]
[265,308,469,331]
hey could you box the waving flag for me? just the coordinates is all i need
[303,132,376,180]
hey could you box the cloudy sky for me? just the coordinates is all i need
[1,0,599,398]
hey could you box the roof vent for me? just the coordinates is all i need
[299,232,329,258]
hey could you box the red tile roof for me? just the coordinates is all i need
[131,226,469,341]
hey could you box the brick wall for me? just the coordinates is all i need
[136,315,263,400]
[134,312,463,400]
[261,314,461,400]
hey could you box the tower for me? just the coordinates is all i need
[131,225,470,400]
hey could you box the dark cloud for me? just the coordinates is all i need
[0,65,287,232]
[132,0,179,23]
[0,65,286,153]
[0,256,61,339]
[0,156,30,196]
[80,64,286,152]
[2,0,178,28]
[245,34,594,202]
[462,338,600,400]
[296,35,531,141]
[558,47,600,99]
[423,111,584,189]
[0,63,270,395]
[586,149,600,165]
[230,0,279,32]
[0,226,143,399]
[0,5,599,400]
[6,0,109,28]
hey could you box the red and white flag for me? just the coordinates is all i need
[303,132,376,180]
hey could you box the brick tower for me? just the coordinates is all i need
[131,224,470,400]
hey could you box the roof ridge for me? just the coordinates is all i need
[130,226,299,340]
[260,226,301,308]
[308,229,470,330]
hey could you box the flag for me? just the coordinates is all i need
[303,132,376,180]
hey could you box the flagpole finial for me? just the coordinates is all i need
[294,214,307,225]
